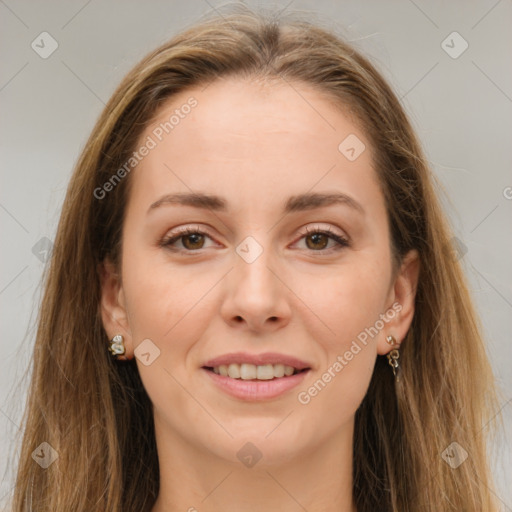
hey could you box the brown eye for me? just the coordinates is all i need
[161,227,215,252]
[305,232,329,250]
[297,226,350,253]
[181,233,205,250]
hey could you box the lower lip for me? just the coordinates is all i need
[202,368,310,401]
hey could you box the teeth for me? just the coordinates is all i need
[284,365,294,376]
[227,364,241,379]
[211,363,300,380]
[257,364,275,380]
[240,363,257,380]
[273,364,285,378]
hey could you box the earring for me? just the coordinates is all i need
[386,335,401,382]
[108,334,126,359]
[385,335,396,346]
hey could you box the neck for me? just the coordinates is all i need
[150,416,357,512]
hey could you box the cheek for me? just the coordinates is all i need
[294,261,386,411]
[295,272,382,421]
[121,249,219,357]
[296,347,375,437]
[120,254,214,409]
[305,259,389,344]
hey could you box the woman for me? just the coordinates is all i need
[10,5,501,511]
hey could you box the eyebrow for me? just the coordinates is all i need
[147,191,365,215]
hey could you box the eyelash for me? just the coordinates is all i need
[160,225,350,254]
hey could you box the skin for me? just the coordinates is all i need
[100,76,420,512]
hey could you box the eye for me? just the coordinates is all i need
[160,226,216,252]
[160,225,350,254]
[294,225,350,253]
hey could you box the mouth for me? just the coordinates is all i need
[203,363,310,380]
[202,364,311,401]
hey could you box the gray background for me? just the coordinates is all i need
[1,0,511,509]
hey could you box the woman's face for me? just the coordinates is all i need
[100,77,419,466]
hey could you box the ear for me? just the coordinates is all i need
[377,249,420,355]
[98,258,134,358]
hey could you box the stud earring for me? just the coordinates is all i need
[108,334,127,360]
[385,335,396,346]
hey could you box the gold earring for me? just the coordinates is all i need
[386,335,396,346]
[385,335,401,382]
[108,334,126,359]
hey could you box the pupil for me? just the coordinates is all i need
[307,233,327,250]
[184,234,203,249]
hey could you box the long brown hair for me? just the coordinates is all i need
[8,4,501,511]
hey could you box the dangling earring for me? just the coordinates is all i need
[108,334,126,360]
[385,335,401,382]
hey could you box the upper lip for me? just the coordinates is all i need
[202,352,312,371]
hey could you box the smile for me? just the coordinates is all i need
[207,363,303,380]
[202,365,311,401]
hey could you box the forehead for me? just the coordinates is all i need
[145,77,368,156]
[128,77,381,215]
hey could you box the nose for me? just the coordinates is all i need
[220,242,292,332]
